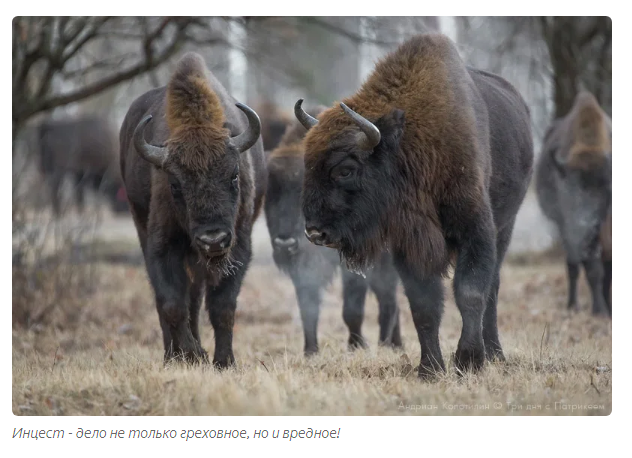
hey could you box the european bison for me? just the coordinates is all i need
[256,100,291,151]
[265,106,402,355]
[37,116,127,214]
[536,91,612,317]
[295,34,534,377]
[119,52,266,366]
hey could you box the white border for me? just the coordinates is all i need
[5,3,626,456]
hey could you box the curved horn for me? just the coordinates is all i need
[231,103,261,153]
[294,99,319,131]
[133,115,168,167]
[339,102,381,150]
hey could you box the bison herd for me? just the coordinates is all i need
[36,33,612,378]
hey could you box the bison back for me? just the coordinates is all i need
[469,68,534,231]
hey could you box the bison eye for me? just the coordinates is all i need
[232,165,239,184]
[331,164,356,181]
[169,177,182,198]
[170,183,182,197]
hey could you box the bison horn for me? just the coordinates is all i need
[339,102,381,151]
[294,99,319,131]
[231,103,261,153]
[133,115,168,167]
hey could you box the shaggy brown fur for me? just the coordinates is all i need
[270,106,328,159]
[256,100,292,151]
[566,92,611,170]
[304,34,485,275]
[165,54,230,172]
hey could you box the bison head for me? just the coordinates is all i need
[265,154,305,264]
[295,99,405,273]
[133,103,260,267]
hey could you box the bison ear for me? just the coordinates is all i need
[223,121,239,137]
[375,109,405,149]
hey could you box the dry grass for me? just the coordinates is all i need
[12,249,611,416]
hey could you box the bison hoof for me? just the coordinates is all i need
[213,353,235,370]
[348,334,368,350]
[484,343,505,362]
[454,346,486,374]
[304,346,319,357]
[591,307,610,318]
[417,360,445,381]
[378,337,403,350]
[567,301,579,312]
[164,348,208,365]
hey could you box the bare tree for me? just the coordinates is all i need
[539,16,611,118]
[12,16,226,146]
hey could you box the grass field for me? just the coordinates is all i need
[12,231,612,416]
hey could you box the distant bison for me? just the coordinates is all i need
[536,91,612,316]
[256,100,291,151]
[37,116,128,214]
[119,52,266,366]
[295,34,534,377]
[265,106,402,355]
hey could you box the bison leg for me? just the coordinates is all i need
[188,276,204,344]
[395,258,445,379]
[369,254,402,348]
[602,259,612,316]
[483,220,514,362]
[453,220,496,373]
[566,260,580,311]
[483,272,503,361]
[206,269,246,369]
[147,242,207,363]
[294,283,321,356]
[341,268,369,350]
[583,258,609,316]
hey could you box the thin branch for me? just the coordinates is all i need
[61,52,137,79]
[60,17,88,47]
[300,17,397,47]
[578,17,608,47]
[62,17,111,63]
[20,24,187,119]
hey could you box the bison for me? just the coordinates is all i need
[256,100,291,152]
[536,91,612,317]
[265,106,402,355]
[119,52,266,366]
[295,34,534,377]
[37,116,128,214]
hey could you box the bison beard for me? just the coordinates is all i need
[296,34,534,378]
[120,52,265,367]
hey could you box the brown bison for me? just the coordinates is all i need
[37,116,128,214]
[265,106,402,355]
[295,34,534,377]
[119,52,266,366]
[536,91,612,316]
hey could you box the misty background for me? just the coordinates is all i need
[12,16,612,258]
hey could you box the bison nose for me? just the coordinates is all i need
[273,236,299,251]
[196,230,231,253]
[305,227,327,246]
